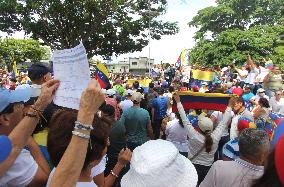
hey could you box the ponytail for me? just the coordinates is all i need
[204,131,213,153]
[175,112,184,128]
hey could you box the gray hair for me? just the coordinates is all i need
[239,129,270,161]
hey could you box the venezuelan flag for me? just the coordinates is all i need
[94,62,110,89]
[265,59,273,70]
[172,91,232,112]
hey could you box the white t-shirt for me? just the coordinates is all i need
[91,155,106,178]
[0,149,38,187]
[245,69,257,84]
[211,111,230,137]
[237,70,248,82]
[256,66,269,82]
[120,100,133,112]
[269,97,284,113]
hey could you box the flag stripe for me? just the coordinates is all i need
[172,102,227,112]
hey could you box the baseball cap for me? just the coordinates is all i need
[132,92,143,103]
[125,89,134,96]
[257,88,265,93]
[198,115,213,133]
[0,87,31,113]
[28,63,51,81]
[202,82,208,86]
[106,89,116,96]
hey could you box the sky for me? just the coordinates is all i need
[113,0,216,64]
[0,0,216,64]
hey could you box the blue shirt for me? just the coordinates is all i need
[152,96,168,120]
[222,138,240,160]
[242,92,254,102]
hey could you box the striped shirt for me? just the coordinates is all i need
[222,138,240,160]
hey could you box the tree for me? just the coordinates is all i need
[0,39,48,71]
[0,0,179,58]
[188,0,284,68]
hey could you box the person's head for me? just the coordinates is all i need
[243,85,251,94]
[106,89,116,98]
[28,63,52,85]
[48,110,111,171]
[137,87,144,94]
[241,64,248,71]
[252,135,284,187]
[100,104,115,120]
[198,115,213,153]
[132,92,143,105]
[275,90,282,101]
[133,81,139,89]
[232,97,245,113]
[232,79,238,86]
[257,88,266,97]
[149,82,154,89]
[168,86,174,93]
[156,87,164,95]
[202,82,208,88]
[0,88,30,135]
[258,98,270,108]
[125,89,133,99]
[121,140,198,187]
[239,128,270,165]
[272,66,280,74]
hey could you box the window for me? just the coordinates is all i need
[132,62,137,66]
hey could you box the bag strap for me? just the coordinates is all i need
[191,144,205,160]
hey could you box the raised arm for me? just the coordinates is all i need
[49,79,105,187]
[0,79,59,177]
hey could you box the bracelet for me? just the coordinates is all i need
[110,170,119,178]
[74,121,94,131]
[30,105,47,123]
[24,112,40,119]
[72,130,90,139]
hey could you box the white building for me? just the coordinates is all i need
[106,57,154,75]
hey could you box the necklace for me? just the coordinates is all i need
[234,160,263,172]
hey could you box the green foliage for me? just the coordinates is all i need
[0,0,179,58]
[0,39,47,71]
[189,0,284,69]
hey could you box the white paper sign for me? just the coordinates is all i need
[52,42,90,110]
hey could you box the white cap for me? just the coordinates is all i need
[131,92,143,103]
[202,82,208,86]
[106,89,116,96]
[121,140,198,187]
[257,88,265,93]
[101,89,107,94]
[198,115,213,133]
[125,89,134,96]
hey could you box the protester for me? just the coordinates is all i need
[200,128,270,187]
[229,97,253,139]
[252,135,284,187]
[151,87,168,139]
[263,65,283,98]
[222,117,257,160]
[119,92,153,151]
[173,93,233,185]
[105,89,120,120]
[269,90,284,113]
[120,89,133,112]
[0,79,59,186]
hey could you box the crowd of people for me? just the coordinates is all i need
[0,54,284,187]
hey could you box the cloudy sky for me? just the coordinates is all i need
[0,0,216,63]
[114,0,216,64]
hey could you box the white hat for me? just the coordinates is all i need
[125,89,133,96]
[106,89,115,96]
[198,115,213,133]
[257,88,265,93]
[131,92,143,103]
[101,89,107,94]
[121,140,198,187]
[221,67,228,72]
[202,82,208,86]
